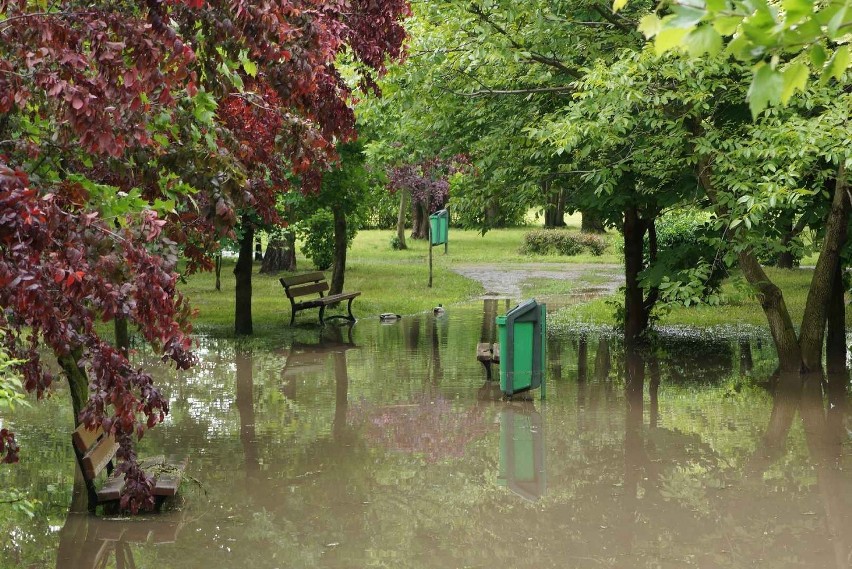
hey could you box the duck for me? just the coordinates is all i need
[379,313,402,322]
[433,304,445,316]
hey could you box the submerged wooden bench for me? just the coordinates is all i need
[477,342,501,381]
[72,424,187,513]
[279,272,361,325]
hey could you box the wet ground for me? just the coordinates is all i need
[452,263,623,298]
[2,303,852,569]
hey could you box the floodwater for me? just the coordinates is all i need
[2,301,852,568]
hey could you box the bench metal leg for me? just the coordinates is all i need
[319,304,326,326]
[480,360,493,381]
[346,297,356,322]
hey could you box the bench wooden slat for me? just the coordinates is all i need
[82,436,120,480]
[492,342,500,363]
[95,455,188,502]
[280,272,325,287]
[288,281,330,298]
[323,292,361,302]
[476,342,493,362]
[72,424,103,454]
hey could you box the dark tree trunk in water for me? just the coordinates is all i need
[214,254,222,291]
[396,189,408,250]
[698,153,803,374]
[581,211,606,233]
[623,203,659,345]
[330,207,347,296]
[234,220,254,336]
[826,262,846,376]
[260,233,296,274]
[798,168,849,373]
[114,318,129,359]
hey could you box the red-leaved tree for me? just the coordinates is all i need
[0,0,412,510]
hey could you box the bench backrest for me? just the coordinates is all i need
[280,272,329,299]
[72,424,119,480]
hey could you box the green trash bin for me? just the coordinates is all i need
[429,209,448,246]
[496,299,546,397]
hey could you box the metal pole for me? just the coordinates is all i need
[428,225,433,288]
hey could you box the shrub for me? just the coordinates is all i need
[521,229,608,256]
[297,211,357,270]
[640,210,727,306]
[389,235,403,250]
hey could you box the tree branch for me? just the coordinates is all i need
[466,4,581,79]
[590,3,637,33]
[449,85,574,97]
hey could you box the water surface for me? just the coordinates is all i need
[2,301,851,568]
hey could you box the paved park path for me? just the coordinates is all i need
[451,263,624,299]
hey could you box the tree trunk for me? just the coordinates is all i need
[234,219,254,336]
[330,207,347,296]
[260,233,296,274]
[799,166,850,372]
[214,254,222,291]
[114,318,129,359]
[57,348,88,427]
[624,206,646,345]
[411,201,428,239]
[254,238,263,262]
[543,177,568,228]
[395,189,409,250]
[697,152,802,373]
[826,262,846,376]
[485,199,500,228]
[581,211,606,233]
[641,219,659,332]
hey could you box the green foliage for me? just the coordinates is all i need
[641,210,728,309]
[521,230,608,257]
[389,235,404,250]
[296,211,354,271]
[635,0,852,116]
[0,350,27,411]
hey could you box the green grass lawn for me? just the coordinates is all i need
[181,215,839,336]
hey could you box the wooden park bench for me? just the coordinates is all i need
[72,424,187,513]
[279,272,361,326]
[477,342,501,381]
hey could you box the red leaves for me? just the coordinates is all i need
[0,429,19,464]
[0,165,195,504]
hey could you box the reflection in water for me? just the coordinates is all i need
[497,404,545,502]
[5,305,852,568]
[56,512,184,569]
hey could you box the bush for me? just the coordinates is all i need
[297,211,357,270]
[640,210,727,305]
[521,229,608,256]
[389,235,403,250]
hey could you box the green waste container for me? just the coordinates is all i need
[429,209,449,246]
[497,407,546,501]
[496,299,546,396]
